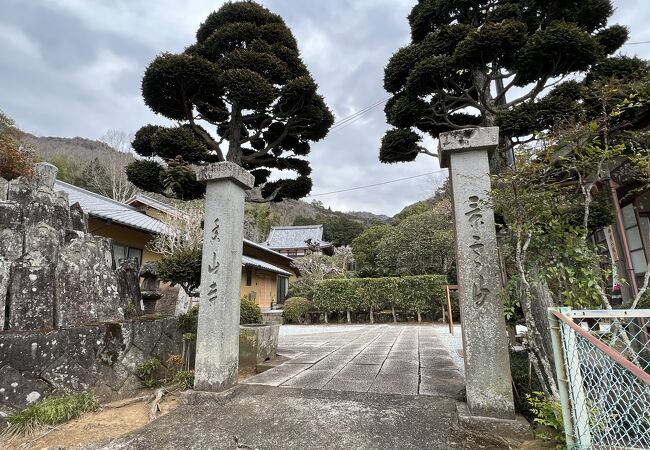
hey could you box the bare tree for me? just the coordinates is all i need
[86,130,138,202]
[146,201,204,257]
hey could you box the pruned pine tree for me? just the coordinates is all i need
[127,1,334,201]
[380,0,636,167]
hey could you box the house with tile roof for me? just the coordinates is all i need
[263,225,335,257]
[54,183,298,309]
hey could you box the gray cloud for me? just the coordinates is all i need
[1,0,648,215]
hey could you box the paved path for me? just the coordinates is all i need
[244,324,465,397]
[86,325,519,449]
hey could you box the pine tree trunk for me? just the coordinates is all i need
[226,103,243,163]
[417,309,422,323]
[323,312,328,324]
[346,310,351,324]
[369,308,374,324]
[391,306,397,323]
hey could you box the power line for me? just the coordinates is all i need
[623,40,650,45]
[306,169,447,197]
[330,98,389,128]
[328,97,390,133]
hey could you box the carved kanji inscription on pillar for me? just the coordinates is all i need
[466,195,491,307]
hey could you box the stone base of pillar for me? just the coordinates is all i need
[180,388,234,406]
[456,403,531,439]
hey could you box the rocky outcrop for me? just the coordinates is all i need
[0,164,182,415]
[0,163,128,331]
[8,252,56,331]
[0,318,181,414]
[116,258,144,318]
[0,257,9,329]
[55,237,122,327]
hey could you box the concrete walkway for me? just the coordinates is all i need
[86,324,519,449]
[245,324,464,397]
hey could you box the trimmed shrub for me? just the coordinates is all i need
[282,297,310,323]
[157,247,202,296]
[240,297,263,324]
[313,275,447,322]
[178,300,263,330]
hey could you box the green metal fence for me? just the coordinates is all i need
[548,307,650,449]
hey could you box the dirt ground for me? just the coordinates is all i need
[3,394,179,450]
[3,368,260,450]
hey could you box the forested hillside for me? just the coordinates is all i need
[23,133,388,243]
[22,131,137,202]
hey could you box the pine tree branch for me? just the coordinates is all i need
[420,148,438,157]
[242,118,296,161]
[447,81,485,113]
[189,119,225,162]
[503,76,553,108]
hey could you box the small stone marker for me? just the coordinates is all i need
[439,127,515,419]
[193,162,254,392]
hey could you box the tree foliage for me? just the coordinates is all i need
[380,0,645,165]
[321,216,365,246]
[376,209,454,277]
[157,247,203,297]
[0,111,34,181]
[128,1,333,201]
[351,182,454,278]
[491,80,650,397]
[350,225,392,277]
[291,214,366,246]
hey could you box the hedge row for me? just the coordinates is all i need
[312,275,454,321]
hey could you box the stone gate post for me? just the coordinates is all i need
[194,162,254,392]
[439,127,515,419]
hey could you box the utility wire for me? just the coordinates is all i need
[330,98,388,128]
[328,97,389,133]
[624,40,650,45]
[306,169,447,197]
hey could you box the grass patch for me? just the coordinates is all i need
[2,392,100,438]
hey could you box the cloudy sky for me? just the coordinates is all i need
[2,1,650,216]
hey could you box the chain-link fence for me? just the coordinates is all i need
[548,308,650,449]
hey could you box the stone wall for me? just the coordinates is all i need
[0,318,181,414]
[0,163,129,330]
[0,163,181,417]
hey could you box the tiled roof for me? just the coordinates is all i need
[56,182,297,274]
[263,225,330,250]
[54,181,167,234]
[126,193,184,218]
[242,255,292,276]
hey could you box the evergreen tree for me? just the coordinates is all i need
[380,0,639,166]
[351,225,392,277]
[128,1,334,201]
[322,216,365,247]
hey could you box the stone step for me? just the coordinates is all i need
[262,310,284,325]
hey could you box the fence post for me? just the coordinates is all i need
[548,307,576,448]
[559,307,592,448]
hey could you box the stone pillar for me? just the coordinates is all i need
[32,162,58,189]
[439,127,515,419]
[193,162,254,392]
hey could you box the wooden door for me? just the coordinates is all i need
[258,275,272,309]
